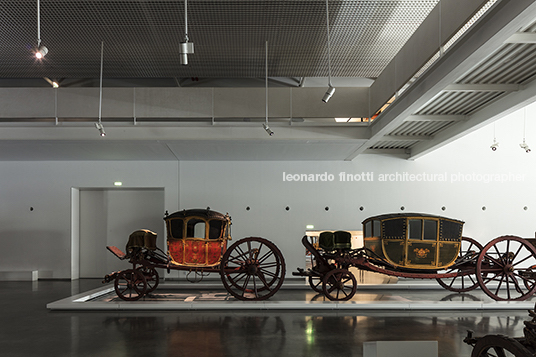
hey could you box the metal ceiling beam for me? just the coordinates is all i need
[383,135,433,141]
[404,115,466,122]
[344,0,536,161]
[443,84,520,92]
[505,32,536,43]
[408,73,536,159]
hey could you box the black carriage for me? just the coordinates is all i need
[104,208,286,301]
[294,213,536,301]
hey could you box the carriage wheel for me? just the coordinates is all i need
[476,236,536,301]
[436,237,483,292]
[114,269,147,301]
[137,266,159,293]
[308,275,323,293]
[322,269,357,301]
[220,237,286,301]
[470,335,532,357]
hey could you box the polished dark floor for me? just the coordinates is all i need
[1,279,533,357]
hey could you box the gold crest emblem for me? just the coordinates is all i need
[414,248,430,259]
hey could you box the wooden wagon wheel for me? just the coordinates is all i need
[114,269,147,301]
[220,237,286,301]
[476,236,536,301]
[308,275,323,293]
[470,335,532,357]
[436,237,483,292]
[322,268,357,301]
[137,266,159,293]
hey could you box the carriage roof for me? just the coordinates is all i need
[164,208,230,222]
[362,212,464,225]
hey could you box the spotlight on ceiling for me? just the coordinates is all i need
[95,122,106,137]
[44,77,59,88]
[35,45,48,59]
[179,41,194,65]
[322,86,336,103]
[179,0,194,65]
[490,141,499,151]
[263,123,274,136]
[520,140,531,153]
[322,0,335,103]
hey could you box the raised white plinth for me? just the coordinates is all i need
[0,271,39,281]
[363,340,438,357]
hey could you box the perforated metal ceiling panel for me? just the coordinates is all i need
[0,0,439,80]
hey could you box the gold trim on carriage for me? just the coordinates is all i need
[362,213,464,270]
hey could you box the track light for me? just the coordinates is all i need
[490,123,498,151]
[263,123,274,136]
[520,140,531,153]
[35,0,48,59]
[95,122,106,137]
[322,86,336,103]
[179,41,194,65]
[322,0,335,102]
[44,77,59,88]
[263,41,274,137]
[35,45,48,59]
[520,108,530,153]
[179,0,194,65]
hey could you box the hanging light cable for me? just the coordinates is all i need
[322,0,335,103]
[263,41,274,136]
[95,41,106,137]
[179,0,194,65]
[35,0,48,59]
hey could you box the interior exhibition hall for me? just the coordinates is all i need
[2,0,536,356]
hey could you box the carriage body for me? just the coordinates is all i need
[164,209,231,267]
[362,213,464,270]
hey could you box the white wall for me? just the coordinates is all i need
[179,105,536,274]
[0,161,179,278]
[79,188,165,278]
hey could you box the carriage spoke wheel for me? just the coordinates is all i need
[470,335,532,357]
[220,237,286,301]
[437,237,483,292]
[322,269,357,301]
[476,236,536,301]
[136,266,159,293]
[308,275,323,293]
[114,269,147,301]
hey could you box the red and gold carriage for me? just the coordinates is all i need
[104,208,285,301]
[294,213,536,301]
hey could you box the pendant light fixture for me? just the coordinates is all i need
[179,0,194,65]
[95,41,106,137]
[35,0,48,59]
[490,122,498,151]
[520,108,530,153]
[263,41,274,136]
[322,0,335,103]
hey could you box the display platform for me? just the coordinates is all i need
[47,278,536,311]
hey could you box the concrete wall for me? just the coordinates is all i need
[0,106,534,279]
[0,161,179,279]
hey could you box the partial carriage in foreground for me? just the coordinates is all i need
[294,213,536,301]
[104,208,285,301]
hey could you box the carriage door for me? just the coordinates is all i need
[78,188,165,278]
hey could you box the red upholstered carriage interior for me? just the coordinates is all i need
[164,209,231,267]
